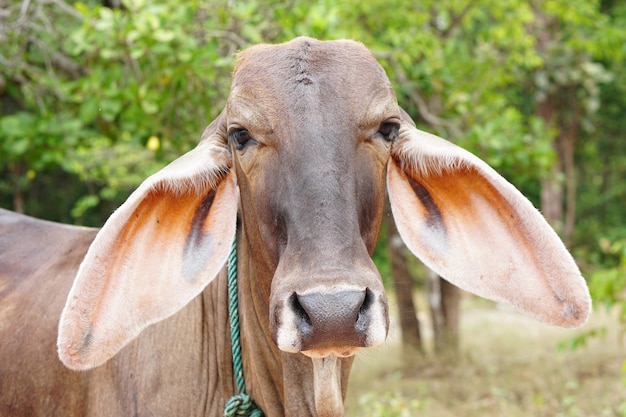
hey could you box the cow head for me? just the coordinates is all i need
[228,41,395,358]
[58,37,591,416]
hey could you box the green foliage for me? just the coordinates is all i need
[1,0,239,224]
[575,59,626,259]
[590,238,626,321]
[68,0,231,151]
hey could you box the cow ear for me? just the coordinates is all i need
[58,116,238,370]
[387,118,591,329]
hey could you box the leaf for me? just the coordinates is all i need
[153,29,175,43]
[80,99,100,123]
[5,138,30,156]
[71,195,100,218]
[99,99,123,121]
[141,100,159,115]
[0,113,37,137]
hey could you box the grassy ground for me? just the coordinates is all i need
[345,295,626,417]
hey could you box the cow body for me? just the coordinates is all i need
[0,37,590,417]
[0,211,93,415]
[0,209,237,416]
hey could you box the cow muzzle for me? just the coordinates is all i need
[271,282,389,357]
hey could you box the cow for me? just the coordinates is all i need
[0,37,591,417]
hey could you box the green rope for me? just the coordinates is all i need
[224,238,264,417]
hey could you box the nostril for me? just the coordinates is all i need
[355,288,373,333]
[290,293,313,337]
[274,286,388,353]
[295,289,370,340]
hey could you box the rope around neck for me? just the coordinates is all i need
[224,238,264,417]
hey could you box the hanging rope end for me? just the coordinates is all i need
[224,393,264,417]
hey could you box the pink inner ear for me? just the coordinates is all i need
[58,171,238,370]
[387,145,591,329]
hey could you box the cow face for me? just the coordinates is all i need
[226,39,397,358]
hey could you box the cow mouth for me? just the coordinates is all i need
[311,354,344,417]
[301,346,360,358]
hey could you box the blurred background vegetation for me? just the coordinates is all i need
[1,0,625,415]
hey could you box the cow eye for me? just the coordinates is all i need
[228,128,254,150]
[377,122,399,142]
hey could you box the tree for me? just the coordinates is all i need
[527,0,615,244]
[384,200,424,359]
[1,0,240,224]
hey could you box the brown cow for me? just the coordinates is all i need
[0,37,590,417]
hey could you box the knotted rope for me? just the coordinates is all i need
[224,238,264,417]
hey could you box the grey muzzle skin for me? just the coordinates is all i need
[271,284,389,356]
[290,289,374,350]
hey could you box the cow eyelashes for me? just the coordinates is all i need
[377,122,400,142]
[228,128,254,150]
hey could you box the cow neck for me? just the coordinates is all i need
[235,226,292,415]
[224,238,264,417]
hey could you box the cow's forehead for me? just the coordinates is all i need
[228,37,397,126]
[233,39,390,94]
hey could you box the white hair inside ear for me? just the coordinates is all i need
[58,120,239,370]
[387,122,591,329]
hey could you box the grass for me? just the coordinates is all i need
[345,295,626,417]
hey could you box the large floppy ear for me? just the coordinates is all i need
[58,112,238,370]
[387,112,591,328]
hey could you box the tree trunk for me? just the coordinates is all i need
[425,269,460,355]
[540,155,565,234]
[536,89,580,244]
[531,6,580,245]
[557,88,581,245]
[440,278,460,351]
[537,96,565,234]
[385,202,424,358]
